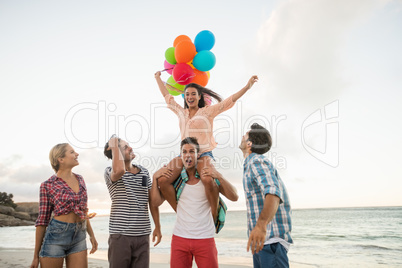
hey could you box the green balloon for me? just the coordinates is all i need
[165,47,177,65]
[167,76,184,96]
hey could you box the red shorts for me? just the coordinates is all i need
[170,235,218,268]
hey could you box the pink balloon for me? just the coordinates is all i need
[164,60,175,75]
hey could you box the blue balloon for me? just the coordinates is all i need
[194,30,215,52]
[193,50,216,72]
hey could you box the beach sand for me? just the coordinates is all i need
[0,249,253,268]
[0,248,312,267]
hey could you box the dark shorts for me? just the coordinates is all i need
[178,151,215,161]
[108,234,150,268]
[39,218,87,258]
[253,243,289,268]
[199,151,215,161]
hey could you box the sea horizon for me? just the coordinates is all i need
[1,206,401,267]
[87,205,402,217]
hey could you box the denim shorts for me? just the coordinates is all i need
[39,218,87,258]
[199,151,215,161]
[253,242,289,268]
[178,151,216,161]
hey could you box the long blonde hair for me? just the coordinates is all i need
[49,143,69,172]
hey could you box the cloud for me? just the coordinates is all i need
[0,155,23,177]
[238,0,395,172]
[0,155,51,185]
[0,160,54,201]
[251,0,381,108]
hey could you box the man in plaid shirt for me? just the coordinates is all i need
[239,123,293,268]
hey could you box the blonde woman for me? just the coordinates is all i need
[30,143,97,268]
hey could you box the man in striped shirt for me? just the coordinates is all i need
[104,136,162,268]
[239,123,293,268]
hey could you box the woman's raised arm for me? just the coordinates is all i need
[155,71,169,97]
[232,75,258,102]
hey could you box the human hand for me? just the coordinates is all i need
[107,135,120,151]
[161,166,173,179]
[201,166,219,179]
[246,75,258,90]
[152,227,162,247]
[87,212,97,219]
[155,71,162,78]
[247,224,266,254]
[30,257,39,268]
[89,236,98,254]
[156,165,173,180]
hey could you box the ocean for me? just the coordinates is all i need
[0,207,401,267]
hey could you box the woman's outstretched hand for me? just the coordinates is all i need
[155,71,162,78]
[246,75,258,90]
[232,75,259,102]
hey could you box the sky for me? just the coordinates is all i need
[1,0,401,214]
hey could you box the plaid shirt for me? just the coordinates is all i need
[243,153,293,244]
[35,174,88,226]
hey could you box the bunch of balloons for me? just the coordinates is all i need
[163,30,216,96]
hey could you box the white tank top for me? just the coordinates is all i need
[173,180,215,238]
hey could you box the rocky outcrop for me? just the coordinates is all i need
[15,202,39,220]
[0,202,38,227]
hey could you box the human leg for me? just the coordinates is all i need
[65,221,88,268]
[39,257,64,268]
[170,235,193,268]
[108,234,133,268]
[253,243,289,268]
[66,250,88,268]
[197,156,219,221]
[39,219,75,268]
[193,238,218,268]
[157,156,183,211]
[131,235,150,268]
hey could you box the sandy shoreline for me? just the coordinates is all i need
[0,248,254,268]
[0,248,314,267]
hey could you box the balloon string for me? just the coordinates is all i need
[161,68,174,72]
[164,82,184,94]
[176,73,196,83]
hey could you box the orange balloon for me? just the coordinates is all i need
[192,69,209,87]
[175,41,196,64]
[173,35,192,47]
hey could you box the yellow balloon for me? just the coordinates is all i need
[188,61,196,69]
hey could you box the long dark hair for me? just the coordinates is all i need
[183,83,222,109]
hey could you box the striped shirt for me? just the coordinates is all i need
[104,164,152,236]
[243,153,293,245]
